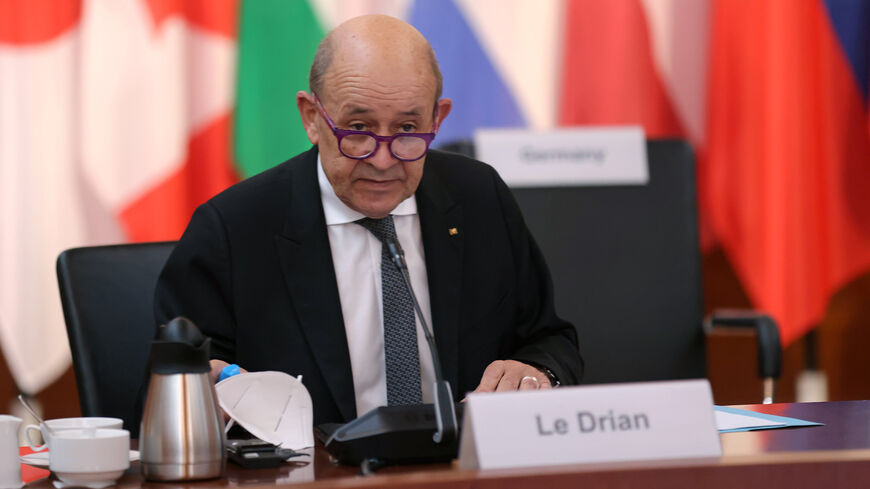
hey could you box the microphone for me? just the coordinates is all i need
[385,238,458,444]
[315,236,461,467]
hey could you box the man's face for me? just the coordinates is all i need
[298,57,451,218]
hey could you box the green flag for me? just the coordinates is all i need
[234,0,325,178]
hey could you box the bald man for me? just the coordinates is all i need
[155,15,583,424]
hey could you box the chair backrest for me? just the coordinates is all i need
[57,241,175,436]
[509,140,705,384]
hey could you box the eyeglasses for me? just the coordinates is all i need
[314,94,437,162]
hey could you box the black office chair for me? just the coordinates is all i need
[442,138,781,402]
[57,241,175,437]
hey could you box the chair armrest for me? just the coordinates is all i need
[704,310,782,380]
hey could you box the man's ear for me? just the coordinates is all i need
[434,98,453,132]
[296,91,320,144]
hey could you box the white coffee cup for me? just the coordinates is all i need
[25,417,122,452]
[0,415,22,489]
[49,428,130,489]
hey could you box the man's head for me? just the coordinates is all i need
[297,15,452,218]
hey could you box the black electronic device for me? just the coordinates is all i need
[317,237,461,466]
[317,402,464,465]
[226,439,308,469]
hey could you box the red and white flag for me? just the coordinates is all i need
[0,0,236,393]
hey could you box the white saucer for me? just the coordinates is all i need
[20,450,140,469]
[52,470,125,489]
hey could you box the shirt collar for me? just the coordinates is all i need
[317,153,418,226]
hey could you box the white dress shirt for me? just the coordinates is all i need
[317,157,436,417]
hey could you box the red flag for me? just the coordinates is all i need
[559,0,716,247]
[0,0,239,393]
[704,0,870,346]
[559,0,684,137]
[119,0,240,242]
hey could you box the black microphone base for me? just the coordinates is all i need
[316,403,464,466]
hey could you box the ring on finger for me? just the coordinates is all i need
[521,375,540,389]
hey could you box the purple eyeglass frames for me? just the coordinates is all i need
[313,94,438,162]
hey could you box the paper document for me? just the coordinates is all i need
[714,406,823,433]
[716,408,785,431]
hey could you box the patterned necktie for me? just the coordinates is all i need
[356,215,423,405]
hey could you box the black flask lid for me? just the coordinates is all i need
[149,317,211,374]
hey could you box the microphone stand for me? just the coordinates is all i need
[385,238,458,444]
[316,236,461,468]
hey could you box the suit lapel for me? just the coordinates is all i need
[416,154,463,394]
[273,148,357,421]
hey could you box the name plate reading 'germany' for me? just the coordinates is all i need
[474,126,648,188]
[458,379,721,470]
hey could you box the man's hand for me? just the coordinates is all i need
[473,360,553,393]
[209,359,247,423]
[209,359,247,384]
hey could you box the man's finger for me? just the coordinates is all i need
[518,375,540,391]
[495,373,521,392]
[209,359,230,384]
[474,361,506,392]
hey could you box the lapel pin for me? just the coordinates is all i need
[448,227,459,236]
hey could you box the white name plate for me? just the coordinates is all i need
[458,379,721,470]
[474,126,648,187]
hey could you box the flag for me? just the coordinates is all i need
[233,0,324,178]
[560,0,685,138]
[560,0,870,346]
[704,0,870,346]
[559,0,713,243]
[410,0,525,144]
[0,0,237,393]
[1,0,88,394]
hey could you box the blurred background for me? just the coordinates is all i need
[1,0,869,419]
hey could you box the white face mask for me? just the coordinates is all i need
[216,371,314,450]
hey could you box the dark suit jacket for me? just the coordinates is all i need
[155,147,583,424]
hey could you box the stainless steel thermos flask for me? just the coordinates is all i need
[140,317,225,480]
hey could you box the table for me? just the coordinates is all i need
[25,401,870,489]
